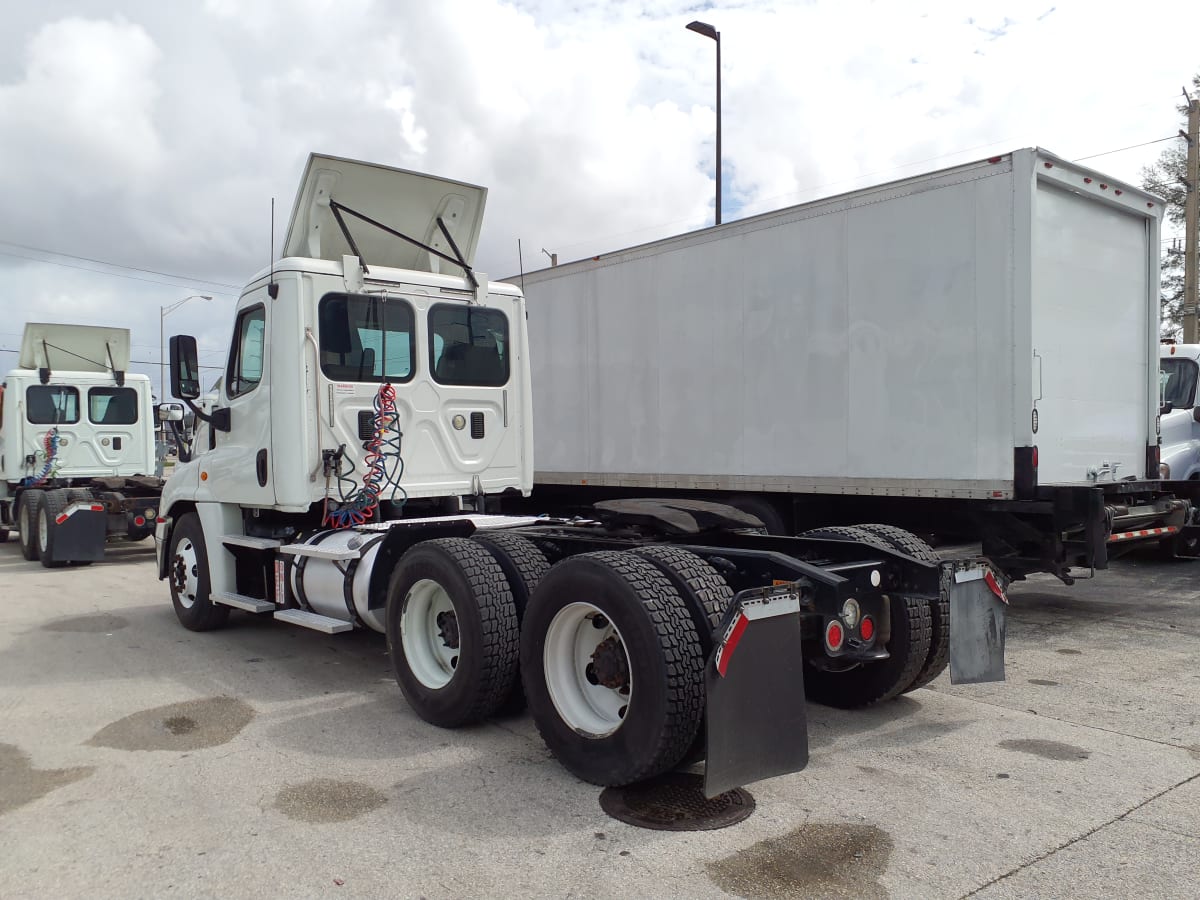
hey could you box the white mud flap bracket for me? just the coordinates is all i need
[948,563,1008,685]
[703,584,808,799]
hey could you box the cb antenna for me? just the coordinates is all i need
[268,197,279,299]
[517,238,526,293]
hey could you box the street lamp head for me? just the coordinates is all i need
[686,20,718,41]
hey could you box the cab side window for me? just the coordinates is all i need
[227,305,266,398]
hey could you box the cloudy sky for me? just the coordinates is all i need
[1,0,1197,395]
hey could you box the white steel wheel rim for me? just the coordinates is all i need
[401,579,459,689]
[37,505,49,551]
[544,602,632,738]
[174,538,201,609]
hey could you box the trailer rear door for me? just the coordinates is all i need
[1030,173,1156,485]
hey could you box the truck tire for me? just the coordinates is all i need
[630,545,732,653]
[520,551,704,787]
[853,524,950,693]
[37,489,71,568]
[723,495,788,535]
[386,537,520,728]
[800,525,933,707]
[168,513,230,631]
[473,531,551,714]
[17,490,42,561]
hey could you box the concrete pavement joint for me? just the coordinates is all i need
[931,689,1200,754]
[958,771,1200,898]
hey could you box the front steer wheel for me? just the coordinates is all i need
[520,551,704,787]
[386,538,520,728]
[168,513,230,631]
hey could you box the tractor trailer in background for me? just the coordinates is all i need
[514,149,1200,581]
[157,153,1007,796]
[0,323,165,565]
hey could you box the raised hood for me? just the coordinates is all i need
[18,323,131,373]
[282,153,487,278]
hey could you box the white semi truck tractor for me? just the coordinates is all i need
[0,323,165,565]
[157,154,1007,794]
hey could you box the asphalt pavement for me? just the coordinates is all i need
[0,537,1197,899]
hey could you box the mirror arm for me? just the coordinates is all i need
[181,398,231,433]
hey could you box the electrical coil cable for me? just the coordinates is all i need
[23,427,60,487]
[321,383,407,529]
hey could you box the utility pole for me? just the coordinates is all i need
[1183,88,1199,342]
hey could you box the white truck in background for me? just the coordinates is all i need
[0,323,166,565]
[512,149,1200,579]
[1159,343,1200,481]
[157,153,1007,796]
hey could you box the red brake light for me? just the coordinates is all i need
[860,617,875,641]
[825,620,845,651]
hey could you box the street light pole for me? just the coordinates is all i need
[160,294,212,402]
[686,20,721,226]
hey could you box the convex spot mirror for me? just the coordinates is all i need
[157,402,184,422]
[170,335,201,400]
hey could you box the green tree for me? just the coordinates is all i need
[1141,75,1199,340]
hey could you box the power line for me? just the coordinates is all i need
[0,238,243,290]
[0,247,239,296]
[1072,135,1179,163]
[0,346,224,370]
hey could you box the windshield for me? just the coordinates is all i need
[1160,357,1198,409]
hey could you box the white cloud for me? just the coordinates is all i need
[0,0,1197,383]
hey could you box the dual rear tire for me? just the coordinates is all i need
[385,536,713,786]
[800,524,948,707]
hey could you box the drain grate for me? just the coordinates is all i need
[598,772,754,831]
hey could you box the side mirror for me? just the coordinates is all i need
[170,335,201,400]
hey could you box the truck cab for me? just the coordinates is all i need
[1,323,161,561]
[1159,343,1200,480]
[159,154,534,597]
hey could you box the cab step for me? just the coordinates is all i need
[273,608,353,633]
[277,543,360,561]
[222,535,282,550]
[212,591,275,613]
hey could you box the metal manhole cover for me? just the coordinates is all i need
[598,772,755,831]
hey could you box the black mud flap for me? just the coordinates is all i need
[703,584,808,799]
[44,507,107,564]
[948,564,1007,684]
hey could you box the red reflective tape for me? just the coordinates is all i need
[1108,525,1180,543]
[715,613,749,678]
[90,504,104,512]
[55,513,68,525]
[984,570,1008,604]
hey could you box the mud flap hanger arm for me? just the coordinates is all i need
[327,199,479,291]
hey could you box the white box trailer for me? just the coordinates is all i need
[514,149,1200,581]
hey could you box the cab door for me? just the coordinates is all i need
[203,292,276,505]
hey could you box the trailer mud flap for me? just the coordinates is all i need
[703,585,807,799]
[44,506,107,564]
[948,566,1007,684]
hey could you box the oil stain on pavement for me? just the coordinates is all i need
[41,613,129,633]
[274,778,387,823]
[998,738,1090,761]
[707,823,892,899]
[87,697,254,752]
[0,744,94,816]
